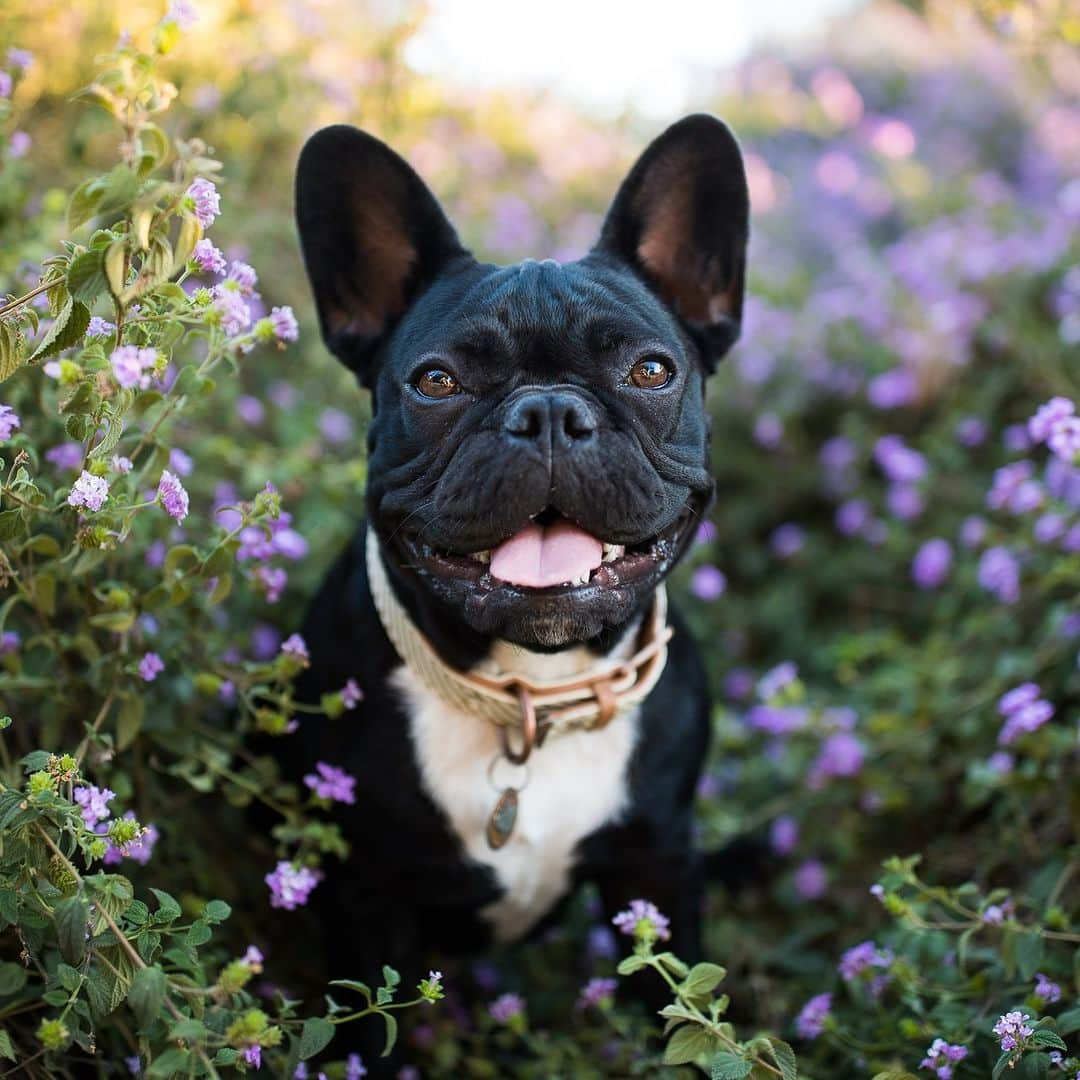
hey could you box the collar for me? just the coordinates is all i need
[365,528,673,763]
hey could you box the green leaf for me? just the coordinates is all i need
[88,610,137,633]
[184,922,212,948]
[681,962,727,998]
[382,1010,399,1057]
[765,1037,798,1080]
[213,1048,238,1064]
[656,952,690,978]
[0,317,26,381]
[127,965,167,1030]
[870,1073,918,1080]
[1057,1007,1080,1035]
[298,1016,335,1060]
[20,750,51,772]
[1030,1028,1067,1051]
[709,1051,754,1079]
[664,1022,716,1066]
[1020,1052,1051,1080]
[1016,931,1045,980]
[0,961,28,996]
[66,250,107,305]
[57,962,83,991]
[993,1051,1017,1080]
[0,1028,15,1062]
[168,1018,207,1041]
[149,889,182,923]
[54,895,89,965]
[146,1047,190,1078]
[67,178,106,231]
[202,899,231,924]
[29,297,91,362]
[616,954,648,975]
[134,123,170,177]
[116,697,144,752]
[382,964,401,990]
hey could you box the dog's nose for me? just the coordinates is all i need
[503,389,597,449]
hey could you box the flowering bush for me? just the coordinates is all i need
[1,0,1078,1077]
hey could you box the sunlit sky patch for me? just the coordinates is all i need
[405,0,862,118]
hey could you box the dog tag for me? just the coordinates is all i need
[486,787,519,849]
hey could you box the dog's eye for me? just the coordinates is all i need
[416,369,461,399]
[629,357,672,389]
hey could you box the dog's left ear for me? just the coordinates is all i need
[593,114,749,369]
[295,125,469,384]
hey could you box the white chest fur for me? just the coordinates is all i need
[391,633,641,943]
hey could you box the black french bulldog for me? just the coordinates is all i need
[288,114,749,1063]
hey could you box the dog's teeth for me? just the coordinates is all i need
[601,543,625,564]
[470,549,491,563]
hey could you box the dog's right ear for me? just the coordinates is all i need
[295,125,468,384]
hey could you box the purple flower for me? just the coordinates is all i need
[586,925,617,960]
[243,945,264,968]
[838,940,892,983]
[344,1054,367,1080]
[318,408,354,445]
[809,732,865,784]
[758,662,798,701]
[191,239,226,275]
[978,546,1020,603]
[265,861,322,910]
[242,1045,261,1069]
[770,815,799,855]
[105,816,158,865]
[73,784,115,828]
[110,455,133,474]
[236,395,265,426]
[169,448,193,477]
[1029,396,1075,443]
[987,461,1043,514]
[987,751,1014,775]
[125,1055,141,1075]
[46,442,84,470]
[489,993,525,1024]
[86,316,116,338]
[998,683,1040,715]
[1034,972,1061,1004]
[723,668,754,702]
[270,306,299,343]
[0,404,21,442]
[226,261,258,294]
[612,899,671,941]
[920,1038,968,1078]
[280,633,309,663]
[341,679,363,709]
[836,499,871,536]
[0,630,19,656]
[867,368,916,409]
[874,434,927,483]
[1034,513,1067,543]
[748,705,808,735]
[110,345,159,390]
[185,177,220,228]
[1003,424,1032,452]
[794,993,832,1039]
[7,48,32,73]
[771,523,805,557]
[212,287,252,336]
[157,470,189,521]
[959,515,987,549]
[992,1011,1033,1052]
[138,652,164,682]
[576,977,617,1010]
[793,859,828,899]
[690,564,726,601]
[0,72,10,99]
[1048,416,1080,461]
[955,416,987,447]
[982,904,1006,926]
[303,762,357,804]
[68,471,109,512]
[753,413,783,447]
[911,538,952,589]
[999,699,1054,745]
[8,131,29,159]
[887,483,924,520]
[820,436,856,472]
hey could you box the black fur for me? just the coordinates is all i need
[288,114,750,1071]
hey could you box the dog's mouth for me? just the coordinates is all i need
[396,506,693,595]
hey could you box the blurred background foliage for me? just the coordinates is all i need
[0,0,1078,1075]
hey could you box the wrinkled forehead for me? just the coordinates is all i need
[390,258,684,368]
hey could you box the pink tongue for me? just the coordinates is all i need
[489,519,603,588]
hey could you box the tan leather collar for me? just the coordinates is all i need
[365,528,673,763]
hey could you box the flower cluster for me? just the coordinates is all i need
[611,899,671,943]
[997,683,1055,745]
[919,1038,968,1078]
[264,861,322,910]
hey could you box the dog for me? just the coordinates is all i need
[288,113,749,1061]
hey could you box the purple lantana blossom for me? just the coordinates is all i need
[874,434,927,483]
[576,977,617,1010]
[157,470,189,521]
[68,471,109,512]
[1028,396,1075,443]
[0,404,20,442]
[978,546,1020,603]
[110,345,159,390]
[303,762,356,804]
[341,679,363,709]
[138,652,164,682]
[270,306,299,342]
[191,238,226,274]
[690,564,726,601]
[1048,416,1080,461]
[911,538,952,589]
[265,861,322,910]
[185,177,220,228]
[280,633,309,663]
[992,1011,1033,1052]
[73,784,115,828]
[489,993,525,1023]
[919,1038,968,1078]
[1034,972,1061,1004]
[794,992,832,1039]
[612,899,671,941]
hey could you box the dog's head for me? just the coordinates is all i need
[295,115,749,650]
